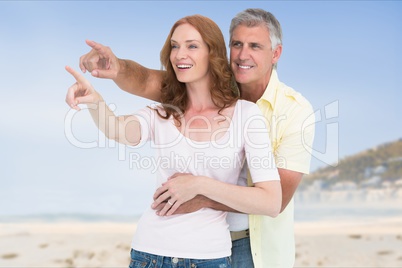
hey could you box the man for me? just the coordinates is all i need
[76,8,315,268]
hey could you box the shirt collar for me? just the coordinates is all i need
[259,69,280,107]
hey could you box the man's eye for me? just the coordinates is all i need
[232,42,241,47]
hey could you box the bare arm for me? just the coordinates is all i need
[199,179,281,217]
[278,168,303,213]
[153,174,281,217]
[153,168,302,215]
[79,40,164,102]
[151,195,223,215]
[114,59,164,101]
[205,168,302,213]
[194,168,302,214]
[153,195,238,215]
[65,66,141,146]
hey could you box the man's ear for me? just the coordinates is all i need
[272,45,283,65]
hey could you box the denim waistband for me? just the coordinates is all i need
[130,248,231,268]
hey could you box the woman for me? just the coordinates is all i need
[66,14,281,268]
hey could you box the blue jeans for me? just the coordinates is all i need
[129,249,231,268]
[231,237,254,268]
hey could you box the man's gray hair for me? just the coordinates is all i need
[229,8,283,50]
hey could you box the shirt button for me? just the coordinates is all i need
[172,257,179,264]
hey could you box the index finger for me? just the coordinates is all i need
[86,40,108,57]
[65,65,88,84]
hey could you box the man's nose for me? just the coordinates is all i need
[238,46,249,60]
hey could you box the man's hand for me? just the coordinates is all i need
[78,39,164,102]
[79,40,120,79]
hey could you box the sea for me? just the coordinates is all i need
[1,201,402,224]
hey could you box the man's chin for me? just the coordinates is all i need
[234,74,251,84]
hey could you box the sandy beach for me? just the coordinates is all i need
[1,218,402,267]
[0,221,136,267]
[294,218,402,267]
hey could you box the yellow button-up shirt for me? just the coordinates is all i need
[249,70,315,268]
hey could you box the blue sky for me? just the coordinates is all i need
[0,1,401,216]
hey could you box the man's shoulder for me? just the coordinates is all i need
[278,82,310,104]
[272,80,313,115]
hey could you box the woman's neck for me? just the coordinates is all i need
[185,81,216,112]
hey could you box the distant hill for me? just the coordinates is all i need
[301,138,402,190]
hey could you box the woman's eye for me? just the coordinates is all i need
[189,44,197,49]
